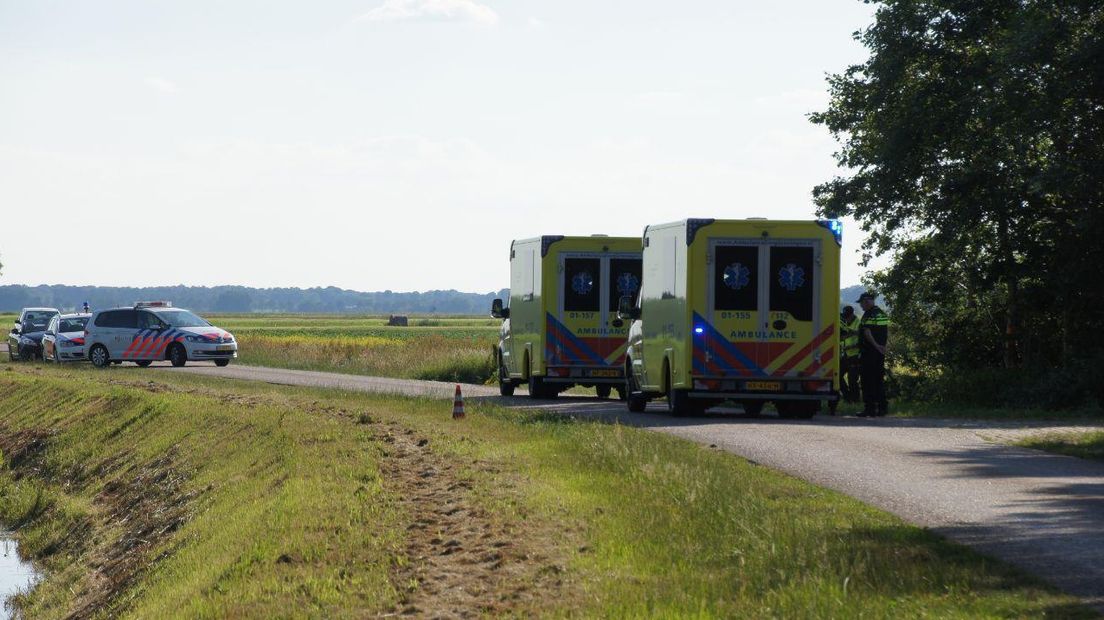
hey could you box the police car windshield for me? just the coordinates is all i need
[59,317,88,333]
[153,309,210,328]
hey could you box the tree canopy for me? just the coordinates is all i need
[811,0,1103,392]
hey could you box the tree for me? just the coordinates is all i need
[811,0,1104,372]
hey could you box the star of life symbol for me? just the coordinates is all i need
[778,263,806,292]
[723,263,751,290]
[616,272,640,297]
[571,271,594,295]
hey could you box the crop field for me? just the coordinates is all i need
[1,362,1093,618]
[209,314,500,384]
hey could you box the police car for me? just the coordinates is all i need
[84,301,237,368]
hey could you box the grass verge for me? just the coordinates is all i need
[0,363,1096,618]
[1015,431,1104,462]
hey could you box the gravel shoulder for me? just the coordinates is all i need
[170,363,1104,610]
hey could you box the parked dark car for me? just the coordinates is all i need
[7,307,60,361]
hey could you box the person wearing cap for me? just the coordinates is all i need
[856,292,890,417]
[838,305,861,403]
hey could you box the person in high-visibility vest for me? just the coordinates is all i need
[856,291,890,417]
[839,305,861,403]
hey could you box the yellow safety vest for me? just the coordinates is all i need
[840,315,861,359]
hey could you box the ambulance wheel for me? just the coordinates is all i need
[215,359,231,367]
[626,374,647,413]
[168,344,188,367]
[89,345,110,368]
[596,384,613,399]
[741,401,764,417]
[135,360,152,367]
[528,375,557,400]
[498,355,515,396]
[777,401,818,420]
[667,386,699,417]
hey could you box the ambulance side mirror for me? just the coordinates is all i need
[617,296,640,321]
[490,298,509,320]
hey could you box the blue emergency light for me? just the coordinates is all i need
[817,219,843,246]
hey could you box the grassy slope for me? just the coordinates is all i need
[1,363,1095,618]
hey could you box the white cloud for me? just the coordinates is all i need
[527,16,545,29]
[356,0,499,25]
[144,77,180,94]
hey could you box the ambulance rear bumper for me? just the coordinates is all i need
[686,391,838,401]
[542,365,625,384]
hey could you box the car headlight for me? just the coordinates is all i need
[19,337,34,346]
[185,335,203,343]
[225,334,235,343]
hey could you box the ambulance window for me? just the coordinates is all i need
[769,246,814,321]
[564,257,601,312]
[714,245,758,311]
[608,258,642,310]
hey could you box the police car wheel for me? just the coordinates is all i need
[214,359,230,367]
[168,344,188,367]
[89,345,110,368]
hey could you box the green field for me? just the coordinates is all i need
[210,314,500,384]
[0,361,1094,618]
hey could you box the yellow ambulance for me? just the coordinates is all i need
[491,235,643,399]
[620,219,842,417]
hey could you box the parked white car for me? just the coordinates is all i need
[42,313,91,363]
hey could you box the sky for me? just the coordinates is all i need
[0,0,880,293]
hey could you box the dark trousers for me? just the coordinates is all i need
[839,355,860,401]
[860,352,887,413]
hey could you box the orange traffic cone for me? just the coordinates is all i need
[452,384,465,420]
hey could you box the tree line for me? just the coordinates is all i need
[813,0,1103,409]
[0,284,509,316]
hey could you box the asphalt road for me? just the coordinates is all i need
[166,363,1104,609]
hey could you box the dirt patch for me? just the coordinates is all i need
[375,423,573,618]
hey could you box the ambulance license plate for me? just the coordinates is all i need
[745,381,781,391]
[588,369,620,378]
[216,345,234,352]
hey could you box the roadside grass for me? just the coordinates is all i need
[829,398,1103,421]
[863,400,1101,421]
[1015,431,1104,462]
[1,362,1095,618]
